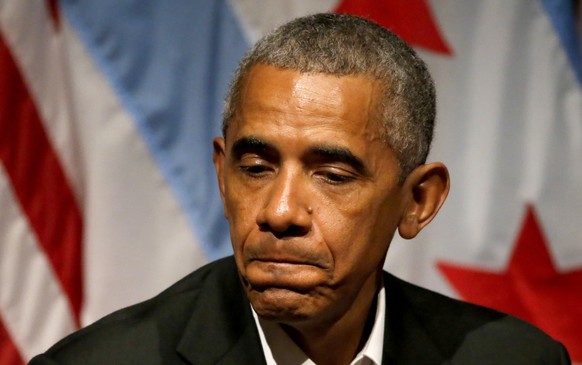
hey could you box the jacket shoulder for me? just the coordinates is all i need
[383,272,571,364]
[30,257,239,365]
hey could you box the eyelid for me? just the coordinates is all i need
[238,158,273,177]
[238,154,272,169]
[318,163,359,176]
[315,165,359,184]
[307,146,370,177]
[239,153,264,162]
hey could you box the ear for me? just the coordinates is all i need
[398,162,450,239]
[212,137,229,218]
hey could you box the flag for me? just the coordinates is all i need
[1,0,581,363]
[1,0,245,362]
[383,1,582,361]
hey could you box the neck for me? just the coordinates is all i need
[282,273,380,365]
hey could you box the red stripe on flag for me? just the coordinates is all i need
[0,316,25,365]
[46,0,61,30]
[0,33,83,323]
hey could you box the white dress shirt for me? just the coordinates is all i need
[252,285,385,365]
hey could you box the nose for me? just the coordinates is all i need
[256,168,312,237]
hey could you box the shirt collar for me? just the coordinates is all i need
[252,282,386,365]
[356,283,385,365]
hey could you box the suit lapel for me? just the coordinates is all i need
[176,257,267,365]
[173,260,448,365]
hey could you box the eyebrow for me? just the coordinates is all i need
[231,136,275,158]
[230,137,370,176]
[308,145,369,176]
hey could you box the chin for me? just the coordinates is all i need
[248,287,323,323]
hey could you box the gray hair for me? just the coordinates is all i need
[223,13,436,179]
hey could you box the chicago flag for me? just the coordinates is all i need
[0,0,580,364]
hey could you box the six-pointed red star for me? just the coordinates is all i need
[334,0,452,55]
[439,205,582,361]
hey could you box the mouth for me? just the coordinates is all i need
[243,255,329,292]
[249,255,327,269]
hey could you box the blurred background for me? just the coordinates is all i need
[1,0,581,363]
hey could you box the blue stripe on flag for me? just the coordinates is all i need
[539,0,582,86]
[61,0,250,259]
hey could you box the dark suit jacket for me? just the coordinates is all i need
[29,256,570,365]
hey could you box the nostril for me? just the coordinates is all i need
[258,223,309,238]
[279,225,309,238]
[258,222,271,232]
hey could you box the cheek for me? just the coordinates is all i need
[316,192,398,275]
[224,185,259,247]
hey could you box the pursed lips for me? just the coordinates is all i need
[248,255,328,269]
[244,257,329,292]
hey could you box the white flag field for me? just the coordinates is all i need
[0,0,581,363]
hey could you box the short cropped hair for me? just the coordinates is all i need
[223,13,436,179]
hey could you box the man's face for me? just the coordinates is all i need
[214,64,407,326]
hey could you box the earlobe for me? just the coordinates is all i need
[398,162,450,239]
[212,137,229,218]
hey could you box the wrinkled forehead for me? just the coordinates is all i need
[223,65,400,175]
[232,64,387,135]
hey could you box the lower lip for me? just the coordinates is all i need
[245,261,326,290]
[253,259,319,267]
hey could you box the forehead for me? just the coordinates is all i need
[230,64,385,144]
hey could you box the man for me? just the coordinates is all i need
[30,13,570,365]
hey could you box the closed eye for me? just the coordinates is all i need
[307,145,370,178]
[240,164,271,176]
[316,169,356,185]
